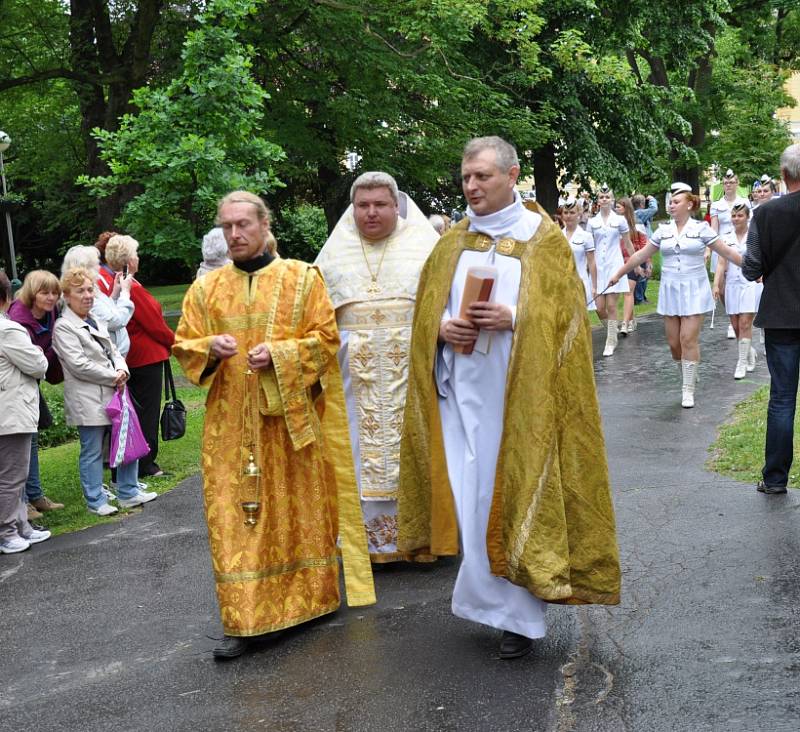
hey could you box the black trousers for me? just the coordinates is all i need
[128,361,164,477]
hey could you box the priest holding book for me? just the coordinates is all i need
[398,136,621,659]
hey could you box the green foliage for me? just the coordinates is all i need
[701,27,794,180]
[273,205,328,263]
[80,0,285,265]
[38,381,79,448]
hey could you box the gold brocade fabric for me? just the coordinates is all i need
[316,196,438,509]
[337,299,414,500]
[173,260,375,637]
[398,209,621,606]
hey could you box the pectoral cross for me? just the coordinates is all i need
[367,279,381,294]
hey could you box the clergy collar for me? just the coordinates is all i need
[466,191,525,239]
[233,250,275,273]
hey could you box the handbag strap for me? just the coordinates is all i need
[163,359,178,402]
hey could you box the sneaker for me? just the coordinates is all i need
[117,490,158,509]
[24,529,51,544]
[102,484,117,501]
[26,503,43,521]
[30,496,64,511]
[0,536,31,554]
[88,503,119,516]
[111,480,149,491]
[619,321,628,336]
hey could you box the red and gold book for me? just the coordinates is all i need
[455,266,497,355]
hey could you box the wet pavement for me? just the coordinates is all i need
[2,315,798,732]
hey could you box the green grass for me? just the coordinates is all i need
[149,283,190,313]
[708,385,800,489]
[36,357,206,536]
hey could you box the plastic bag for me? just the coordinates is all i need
[106,386,150,467]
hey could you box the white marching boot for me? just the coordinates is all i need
[747,344,757,372]
[603,319,618,356]
[681,360,698,408]
[734,338,750,380]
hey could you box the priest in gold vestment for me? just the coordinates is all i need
[399,138,620,660]
[173,191,374,660]
[315,172,438,562]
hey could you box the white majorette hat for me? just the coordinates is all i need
[562,197,579,211]
[723,169,736,180]
[760,173,772,185]
[670,182,692,195]
[598,183,611,194]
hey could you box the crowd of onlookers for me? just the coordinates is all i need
[0,233,176,554]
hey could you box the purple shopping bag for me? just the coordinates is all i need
[106,386,150,467]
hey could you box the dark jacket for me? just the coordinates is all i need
[7,299,64,383]
[742,190,800,329]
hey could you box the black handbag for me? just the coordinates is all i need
[160,360,186,440]
[37,386,53,431]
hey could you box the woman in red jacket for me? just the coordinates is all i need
[97,235,175,478]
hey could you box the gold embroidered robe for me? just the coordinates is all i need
[173,258,375,637]
[398,211,621,605]
[316,195,438,561]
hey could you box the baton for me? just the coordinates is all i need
[586,283,613,308]
[710,300,716,329]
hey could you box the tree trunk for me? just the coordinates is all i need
[318,164,354,233]
[68,0,164,232]
[532,141,559,217]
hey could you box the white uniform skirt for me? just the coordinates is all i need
[725,279,762,315]
[595,248,629,295]
[657,273,714,316]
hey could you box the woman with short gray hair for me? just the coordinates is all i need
[97,235,175,479]
[62,245,135,357]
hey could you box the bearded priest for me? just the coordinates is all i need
[173,191,375,660]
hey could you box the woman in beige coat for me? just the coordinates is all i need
[0,271,52,553]
[52,268,157,516]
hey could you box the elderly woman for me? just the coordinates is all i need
[0,271,52,553]
[96,235,175,479]
[62,245,134,357]
[196,227,231,279]
[7,270,65,520]
[52,267,157,515]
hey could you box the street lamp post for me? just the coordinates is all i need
[0,130,19,282]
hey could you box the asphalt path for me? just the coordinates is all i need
[2,316,798,732]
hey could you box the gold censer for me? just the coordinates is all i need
[240,368,262,527]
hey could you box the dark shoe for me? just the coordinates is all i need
[499,631,533,660]
[212,635,249,660]
[757,481,787,495]
[31,496,64,511]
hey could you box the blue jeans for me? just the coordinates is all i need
[78,426,140,510]
[634,276,648,304]
[763,329,800,487]
[24,431,45,502]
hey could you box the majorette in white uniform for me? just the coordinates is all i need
[719,228,762,315]
[568,227,596,311]
[650,218,719,316]
[588,210,629,295]
[709,188,750,273]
